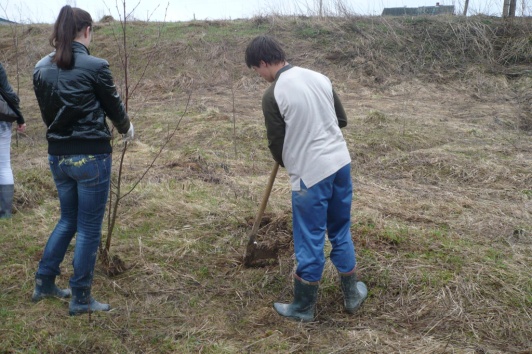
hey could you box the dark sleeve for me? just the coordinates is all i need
[0,63,24,124]
[333,89,347,128]
[262,88,285,167]
[94,61,130,134]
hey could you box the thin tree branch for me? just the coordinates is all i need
[121,92,192,200]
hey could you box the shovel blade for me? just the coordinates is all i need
[243,241,279,267]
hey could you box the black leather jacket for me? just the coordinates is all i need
[33,42,130,155]
[0,63,24,125]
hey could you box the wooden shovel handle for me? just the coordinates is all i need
[248,162,279,243]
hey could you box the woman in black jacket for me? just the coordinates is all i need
[0,63,26,218]
[32,5,134,316]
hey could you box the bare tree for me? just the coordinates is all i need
[503,0,510,16]
[509,0,517,16]
[100,0,159,266]
[503,0,518,17]
[463,0,470,15]
[98,1,193,275]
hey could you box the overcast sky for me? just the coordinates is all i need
[1,0,527,23]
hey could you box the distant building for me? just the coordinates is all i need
[382,3,455,16]
[0,17,17,25]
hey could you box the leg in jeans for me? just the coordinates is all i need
[37,155,78,276]
[66,155,111,289]
[274,177,330,321]
[292,175,335,283]
[327,163,356,273]
[326,164,367,313]
[67,154,112,315]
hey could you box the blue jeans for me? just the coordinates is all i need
[37,154,111,289]
[292,163,356,282]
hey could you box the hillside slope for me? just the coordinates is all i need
[0,15,530,353]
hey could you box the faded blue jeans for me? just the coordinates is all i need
[292,163,356,282]
[37,154,111,289]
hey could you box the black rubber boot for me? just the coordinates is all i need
[339,270,367,314]
[0,184,14,218]
[273,275,319,322]
[31,274,71,302]
[69,287,111,316]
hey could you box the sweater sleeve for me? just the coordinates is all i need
[262,86,285,167]
[333,89,347,128]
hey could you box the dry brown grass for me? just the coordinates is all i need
[0,14,530,354]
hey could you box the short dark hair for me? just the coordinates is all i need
[245,35,286,68]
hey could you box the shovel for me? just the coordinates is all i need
[243,162,280,267]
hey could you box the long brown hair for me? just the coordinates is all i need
[50,6,92,69]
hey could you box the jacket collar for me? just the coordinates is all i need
[72,41,90,55]
[275,63,293,81]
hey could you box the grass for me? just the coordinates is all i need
[0,13,531,354]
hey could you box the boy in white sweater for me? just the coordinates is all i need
[245,35,367,321]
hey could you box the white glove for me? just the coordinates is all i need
[122,123,134,142]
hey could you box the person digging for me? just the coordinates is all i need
[245,35,368,322]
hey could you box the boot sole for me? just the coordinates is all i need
[69,308,111,316]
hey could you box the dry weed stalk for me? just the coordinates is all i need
[99,0,177,271]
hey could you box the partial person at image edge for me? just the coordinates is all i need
[0,62,26,219]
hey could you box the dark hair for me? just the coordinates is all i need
[50,6,93,69]
[245,35,286,68]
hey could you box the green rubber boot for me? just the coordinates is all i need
[69,287,111,316]
[0,184,14,218]
[339,270,367,314]
[273,275,319,322]
[31,274,71,302]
